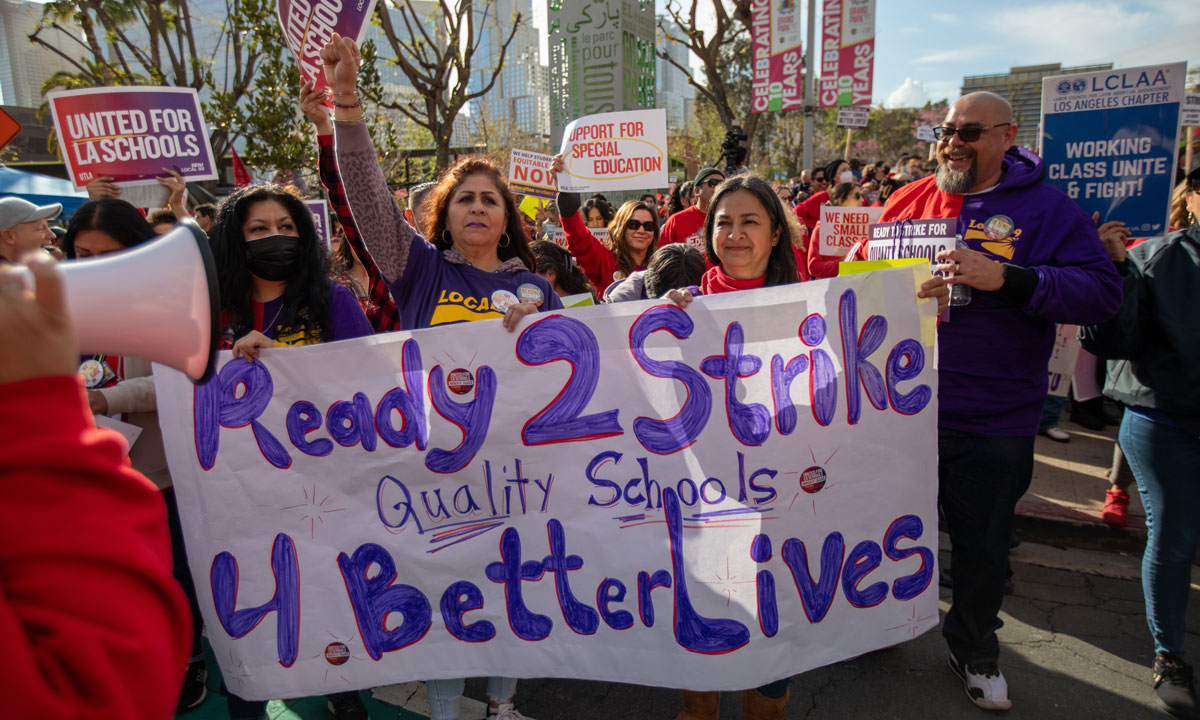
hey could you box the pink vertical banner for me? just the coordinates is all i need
[818,0,875,108]
[277,0,380,101]
[750,0,805,113]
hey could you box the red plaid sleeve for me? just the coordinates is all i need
[317,133,403,333]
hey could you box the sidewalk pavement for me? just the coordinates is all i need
[177,410,1185,719]
[1020,413,1145,532]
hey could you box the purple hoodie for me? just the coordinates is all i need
[881,146,1122,435]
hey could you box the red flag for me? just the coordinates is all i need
[232,148,251,187]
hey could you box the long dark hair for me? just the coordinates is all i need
[531,240,593,296]
[209,184,332,344]
[828,181,861,206]
[62,198,155,258]
[644,243,706,298]
[582,196,616,226]
[607,200,660,278]
[703,174,800,287]
[423,156,536,271]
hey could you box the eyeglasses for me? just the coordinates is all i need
[932,123,1011,142]
[702,177,724,188]
[624,219,656,232]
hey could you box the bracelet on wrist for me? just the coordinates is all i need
[331,97,363,109]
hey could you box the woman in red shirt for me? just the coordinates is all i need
[805,181,867,279]
[552,155,660,294]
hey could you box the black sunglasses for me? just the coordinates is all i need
[702,177,724,188]
[813,175,826,183]
[932,123,1011,142]
[624,219,656,232]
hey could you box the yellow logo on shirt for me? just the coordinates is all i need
[429,289,504,326]
[964,215,1022,260]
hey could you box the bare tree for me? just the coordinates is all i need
[657,0,761,147]
[374,0,521,172]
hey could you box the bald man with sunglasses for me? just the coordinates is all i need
[872,91,1122,711]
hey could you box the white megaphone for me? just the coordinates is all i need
[60,218,220,383]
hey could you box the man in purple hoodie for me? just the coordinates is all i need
[878,92,1122,711]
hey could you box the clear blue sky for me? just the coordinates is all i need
[873,0,1200,107]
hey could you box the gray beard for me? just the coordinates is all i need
[936,161,977,193]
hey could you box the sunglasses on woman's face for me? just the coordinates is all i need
[625,219,656,232]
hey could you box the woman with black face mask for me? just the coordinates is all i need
[207,184,373,718]
[209,185,372,360]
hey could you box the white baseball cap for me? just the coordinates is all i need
[0,197,62,232]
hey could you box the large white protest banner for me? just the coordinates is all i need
[155,266,940,699]
[557,109,668,193]
[819,205,884,256]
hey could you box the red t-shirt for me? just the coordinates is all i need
[793,190,828,229]
[659,205,707,252]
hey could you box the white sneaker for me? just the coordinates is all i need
[487,702,528,720]
[1039,426,1070,442]
[948,652,1012,711]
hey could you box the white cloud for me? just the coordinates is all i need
[930,12,958,23]
[885,78,930,108]
[912,47,999,65]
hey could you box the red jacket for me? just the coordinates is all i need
[562,211,644,291]
[1,376,191,720]
[793,190,828,229]
[805,223,842,279]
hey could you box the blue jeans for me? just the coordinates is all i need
[1121,411,1200,656]
[1039,395,1066,433]
[427,677,517,720]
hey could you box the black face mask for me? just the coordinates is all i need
[244,234,301,281]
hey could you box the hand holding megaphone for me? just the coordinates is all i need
[0,254,80,386]
[1,219,220,384]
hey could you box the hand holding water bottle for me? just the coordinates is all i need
[936,236,1005,307]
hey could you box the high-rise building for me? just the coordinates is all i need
[468,0,548,138]
[657,18,696,133]
[0,0,78,108]
[961,62,1113,150]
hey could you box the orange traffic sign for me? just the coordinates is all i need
[0,108,21,151]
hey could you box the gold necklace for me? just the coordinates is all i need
[263,300,285,334]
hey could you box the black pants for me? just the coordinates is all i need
[938,428,1034,666]
[163,487,204,659]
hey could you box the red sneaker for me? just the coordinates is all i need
[1102,488,1129,527]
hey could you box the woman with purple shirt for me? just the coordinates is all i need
[208,184,373,718]
[209,185,372,359]
[321,37,560,336]
[321,33,551,720]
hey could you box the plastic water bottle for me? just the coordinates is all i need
[950,236,971,307]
